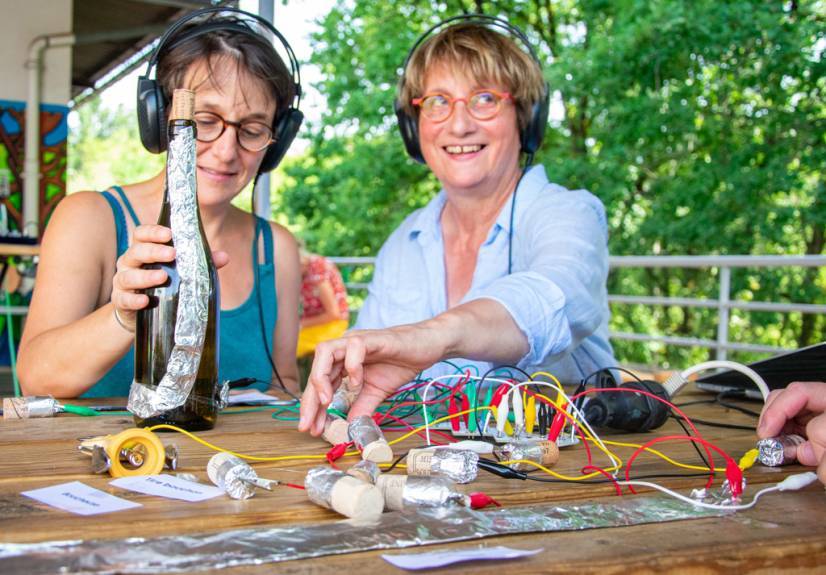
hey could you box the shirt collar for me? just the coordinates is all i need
[407,164,550,242]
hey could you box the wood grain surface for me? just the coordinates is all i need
[1,392,824,574]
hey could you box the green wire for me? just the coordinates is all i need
[5,289,20,397]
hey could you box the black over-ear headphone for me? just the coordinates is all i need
[394,14,550,164]
[137,6,303,174]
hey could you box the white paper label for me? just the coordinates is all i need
[110,474,223,502]
[21,481,142,516]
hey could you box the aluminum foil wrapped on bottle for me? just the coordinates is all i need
[757,434,805,467]
[376,475,468,512]
[495,440,560,471]
[2,396,58,419]
[406,448,479,483]
[304,466,384,520]
[348,415,393,463]
[128,93,209,419]
[207,452,275,500]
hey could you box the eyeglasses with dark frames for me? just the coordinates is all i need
[193,111,274,152]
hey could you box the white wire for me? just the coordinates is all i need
[679,360,771,401]
[618,480,782,510]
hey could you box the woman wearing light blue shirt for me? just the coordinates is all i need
[299,17,614,432]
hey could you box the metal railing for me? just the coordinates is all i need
[330,255,826,360]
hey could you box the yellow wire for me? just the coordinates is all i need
[594,438,711,472]
[499,459,621,481]
[529,371,566,405]
[147,424,361,462]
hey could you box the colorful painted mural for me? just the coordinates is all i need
[0,99,68,237]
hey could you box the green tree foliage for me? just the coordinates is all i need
[67,98,164,194]
[280,0,825,366]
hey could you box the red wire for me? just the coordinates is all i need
[284,483,305,490]
[570,386,715,480]
[581,465,622,496]
[624,434,740,494]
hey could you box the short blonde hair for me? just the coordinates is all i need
[398,22,546,132]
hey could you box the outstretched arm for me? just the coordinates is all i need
[298,298,528,435]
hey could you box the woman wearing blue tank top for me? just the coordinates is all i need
[17,10,301,397]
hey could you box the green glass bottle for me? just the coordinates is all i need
[133,89,220,431]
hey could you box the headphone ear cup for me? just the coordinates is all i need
[258,108,303,173]
[394,98,424,164]
[520,82,550,155]
[137,76,167,154]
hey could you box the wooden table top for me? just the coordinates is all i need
[0,393,824,574]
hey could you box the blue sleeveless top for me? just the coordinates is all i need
[86,186,277,397]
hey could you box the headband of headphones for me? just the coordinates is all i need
[394,14,549,164]
[137,6,303,173]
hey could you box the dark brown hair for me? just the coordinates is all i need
[156,17,295,125]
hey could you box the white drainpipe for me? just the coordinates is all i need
[24,32,75,238]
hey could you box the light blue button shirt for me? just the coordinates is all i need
[355,164,615,384]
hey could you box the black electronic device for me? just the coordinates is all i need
[136,6,303,173]
[696,342,826,399]
[394,14,549,164]
[581,379,671,432]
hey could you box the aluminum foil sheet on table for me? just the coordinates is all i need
[0,496,726,574]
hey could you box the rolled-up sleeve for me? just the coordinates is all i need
[471,188,609,367]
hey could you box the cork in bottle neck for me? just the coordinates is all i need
[169,89,195,121]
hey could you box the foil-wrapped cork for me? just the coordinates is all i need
[322,414,351,446]
[375,475,468,512]
[348,415,393,463]
[406,448,479,483]
[347,460,380,484]
[2,396,58,419]
[304,466,384,521]
[207,452,276,500]
[329,382,359,414]
[495,440,560,471]
[128,89,209,419]
[757,434,805,467]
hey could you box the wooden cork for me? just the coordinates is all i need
[376,474,407,512]
[538,440,560,466]
[170,89,195,121]
[322,416,351,446]
[362,439,393,464]
[406,449,434,477]
[329,476,384,521]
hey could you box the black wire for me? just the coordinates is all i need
[250,182,298,402]
[382,450,411,473]
[672,413,711,468]
[715,391,761,418]
[670,414,756,431]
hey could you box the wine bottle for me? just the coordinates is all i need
[132,88,220,431]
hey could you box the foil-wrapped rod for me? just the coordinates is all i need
[304,466,384,520]
[376,475,468,511]
[348,415,393,463]
[495,440,560,471]
[406,448,479,483]
[2,396,58,419]
[207,452,275,500]
[757,434,806,467]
